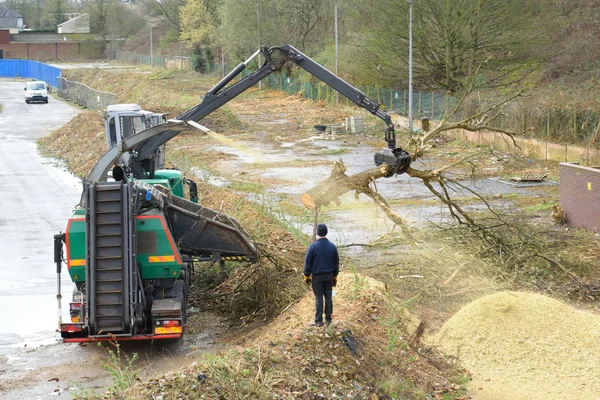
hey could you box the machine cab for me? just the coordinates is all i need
[104,104,168,169]
[104,104,168,147]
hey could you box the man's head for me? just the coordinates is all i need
[317,223,328,237]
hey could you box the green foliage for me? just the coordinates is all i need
[190,45,215,73]
[99,342,140,394]
[349,263,365,297]
[146,69,179,80]
[180,0,215,46]
[523,200,554,213]
[379,294,415,353]
[74,342,139,399]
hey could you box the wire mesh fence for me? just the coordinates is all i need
[57,77,117,110]
[464,99,600,145]
[114,52,193,71]
[83,52,600,145]
[261,74,452,121]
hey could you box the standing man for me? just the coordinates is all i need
[304,223,339,326]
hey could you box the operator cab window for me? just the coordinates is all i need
[119,116,146,139]
[108,117,117,147]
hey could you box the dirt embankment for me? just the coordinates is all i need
[113,274,467,400]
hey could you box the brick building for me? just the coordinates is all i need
[559,163,600,232]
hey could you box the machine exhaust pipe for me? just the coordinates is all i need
[54,233,64,298]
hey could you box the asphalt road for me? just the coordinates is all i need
[0,78,81,348]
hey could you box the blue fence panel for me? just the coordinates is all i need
[0,59,28,78]
[0,60,61,87]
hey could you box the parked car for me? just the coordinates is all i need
[24,81,48,104]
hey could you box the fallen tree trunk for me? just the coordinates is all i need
[301,161,392,209]
[301,160,414,241]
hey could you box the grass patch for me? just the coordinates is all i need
[247,159,332,170]
[75,342,139,399]
[146,69,179,80]
[314,148,350,156]
[500,192,521,199]
[230,180,265,192]
[523,200,554,212]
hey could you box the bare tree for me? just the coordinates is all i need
[83,0,114,40]
[302,65,530,237]
[344,0,553,93]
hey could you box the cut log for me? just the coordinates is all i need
[301,160,415,242]
[301,161,392,210]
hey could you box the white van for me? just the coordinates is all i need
[24,81,49,104]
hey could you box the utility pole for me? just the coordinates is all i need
[335,0,339,103]
[150,26,153,67]
[257,2,262,90]
[221,22,225,77]
[407,0,414,133]
[222,46,225,78]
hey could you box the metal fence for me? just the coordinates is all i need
[261,73,451,120]
[466,100,600,145]
[0,60,61,87]
[57,76,117,110]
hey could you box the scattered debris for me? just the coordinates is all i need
[511,173,547,182]
[341,329,359,355]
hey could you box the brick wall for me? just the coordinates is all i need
[559,163,600,232]
[0,41,103,60]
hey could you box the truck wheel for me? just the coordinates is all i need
[25,100,29,104]
[44,99,48,104]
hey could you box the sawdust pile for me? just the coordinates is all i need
[433,291,600,400]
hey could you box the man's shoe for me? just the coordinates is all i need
[312,321,324,327]
[325,320,332,326]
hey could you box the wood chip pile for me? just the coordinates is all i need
[432,291,600,400]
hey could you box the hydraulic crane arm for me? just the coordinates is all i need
[87,45,410,183]
[178,45,400,150]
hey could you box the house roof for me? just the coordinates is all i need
[57,13,89,27]
[0,7,23,29]
[0,7,23,19]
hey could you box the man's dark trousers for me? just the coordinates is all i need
[312,272,333,324]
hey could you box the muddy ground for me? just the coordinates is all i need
[6,66,600,399]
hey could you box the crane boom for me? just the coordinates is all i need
[87,45,411,184]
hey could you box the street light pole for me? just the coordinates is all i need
[257,2,262,90]
[407,0,413,133]
[150,26,153,67]
[335,0,339,103]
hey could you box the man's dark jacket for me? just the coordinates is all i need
[304,238,339,276]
